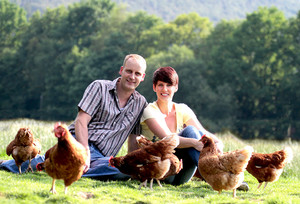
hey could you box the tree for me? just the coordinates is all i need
[139,12,213,56]
[0,0,28,118]
[202,7,293,139]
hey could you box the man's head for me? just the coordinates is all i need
[119,54,146,92]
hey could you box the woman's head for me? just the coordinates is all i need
[153,66,179,86]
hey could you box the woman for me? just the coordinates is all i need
[140,66,224,185]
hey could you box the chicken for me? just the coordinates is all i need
[6,127,41,174]
[198,135,253,197]
[136,135,183,184]
[109,134,179,190]
[36,122,88,194]
[246,147,293,189]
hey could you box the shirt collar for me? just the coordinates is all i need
[109,77,136,100]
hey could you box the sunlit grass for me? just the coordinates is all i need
[0,119,299,203]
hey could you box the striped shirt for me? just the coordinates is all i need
[69,78,147,156]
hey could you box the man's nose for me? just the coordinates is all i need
[129,73,135,79]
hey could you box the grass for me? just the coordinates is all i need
[0,119,299,203]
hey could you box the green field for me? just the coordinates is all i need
[0,119,299,203]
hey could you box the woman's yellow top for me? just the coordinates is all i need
[140,101,198,141]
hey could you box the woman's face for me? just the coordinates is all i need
[153,80,178,102]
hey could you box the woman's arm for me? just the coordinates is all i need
[144,117,204,151]
[186,118,224,152]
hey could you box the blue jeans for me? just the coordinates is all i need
[82,142,130,180]
[0,136,129,180]
[0,154,45,173]
[0,126,202,184]
[164,125,203,185]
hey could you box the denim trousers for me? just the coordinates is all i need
[164,125,203,185]
[0,137,129,180]
[0,126,202,185]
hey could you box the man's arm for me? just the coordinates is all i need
[75,109,92,173]
[127,134,139,153]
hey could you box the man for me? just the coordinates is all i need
[0,54,147,180]
[69,54,147,179]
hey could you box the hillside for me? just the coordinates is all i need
[10,0,300,23]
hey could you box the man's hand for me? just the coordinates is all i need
[83,149,90,174]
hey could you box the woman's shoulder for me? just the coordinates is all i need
[174,102,190,110]
[146,101,160,110]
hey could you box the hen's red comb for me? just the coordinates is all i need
[54,122,62,129]
[108,156,114,167]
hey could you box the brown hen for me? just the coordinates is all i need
[246,147,293,189]
[136,135,183,186]
[109,134,179,190]
[36,122,88,194]
[6,127,41,174]
[198,135,253,197]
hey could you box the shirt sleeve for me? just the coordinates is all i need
[131,102,147,135]
[78,80,102,117]
[181,104,198,124]
[141,103,165,123]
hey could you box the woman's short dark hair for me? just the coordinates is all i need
[153,66,179,86]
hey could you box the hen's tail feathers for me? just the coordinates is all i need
[240,146,254,163]
[226,146,253,174]
[36,162,45,171]
[136,135,153,147]
[160,134,179,149]
[283,147,293,164]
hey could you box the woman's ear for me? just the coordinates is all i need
[153,84,156,92]
[174,84,178,92]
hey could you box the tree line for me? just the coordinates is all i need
[1,0,299,140]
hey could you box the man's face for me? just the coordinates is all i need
[119,57,146,91]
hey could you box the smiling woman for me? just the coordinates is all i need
[138,66,224,186]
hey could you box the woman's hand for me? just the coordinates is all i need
[193,139,204,151]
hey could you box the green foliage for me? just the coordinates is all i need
[0,2,299,140]
[11,0,300,24]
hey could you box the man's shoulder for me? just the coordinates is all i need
[91,79,113,86]
[133,90,147,103]
[88,79,115,90]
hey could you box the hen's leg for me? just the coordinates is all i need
[26,156,33,172]
[263,182,268,189]
[149,179,154,190]
[18,165,22,174]
[233,189,236,198]
[138,180,147,190]
[64,186,68,194]
[257,182,263,189]
[156,179,162,187]
[50,179,57,194]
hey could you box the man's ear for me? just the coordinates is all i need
[153,84,156,92]
[119,66,124,75]
[141,73,146,81]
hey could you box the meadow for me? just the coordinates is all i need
[0,119,299,203]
